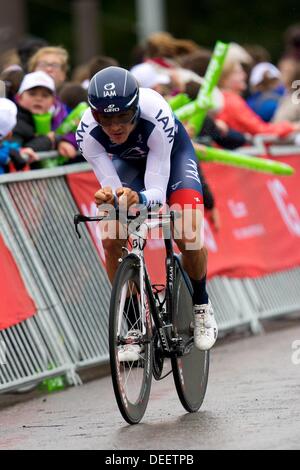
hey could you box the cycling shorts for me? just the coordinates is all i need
[112,122,203,209]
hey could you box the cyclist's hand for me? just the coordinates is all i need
[95,187,115,206]
[116,187,139,208]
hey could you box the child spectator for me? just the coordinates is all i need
[12,71,76,166]
[58,82,87,112]
[0,98,36,174]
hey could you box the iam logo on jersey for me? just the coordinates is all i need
[104,82,116,97]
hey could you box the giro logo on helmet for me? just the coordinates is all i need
[104,82,116,90]
[104,82,116,97]
[104,104,120,113]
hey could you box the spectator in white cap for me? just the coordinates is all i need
[12,70,77,165]
[246,62,286,122]
[0,98,17,140]
[17,70,55,113]
[0,97,36,174]
[130,62,171,96]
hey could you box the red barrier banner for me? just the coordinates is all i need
[67,155,300,282]
[0,235,36,330]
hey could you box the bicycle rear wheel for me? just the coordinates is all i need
[171,266,209,412]
[109,255,153,424]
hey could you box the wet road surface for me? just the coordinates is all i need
[1,322,300,450]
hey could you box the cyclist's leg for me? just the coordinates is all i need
[102,156,146,284]
[167,122,217,350]
[167,121,207,299]
[101,222,127,284]
[101,157,146,332]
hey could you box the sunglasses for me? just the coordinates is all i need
[92,108,138,127]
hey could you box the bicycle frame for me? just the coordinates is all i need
[121,214,176,354]
[74,210,194,357]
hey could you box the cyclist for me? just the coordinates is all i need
[76,66,218,358]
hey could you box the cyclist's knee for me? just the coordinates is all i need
[175,231,204,251]
[172,208,204,249]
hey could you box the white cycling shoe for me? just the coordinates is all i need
[193,301,218,351]
[118,330,143,362]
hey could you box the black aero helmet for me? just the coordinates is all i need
[88,66,139,116]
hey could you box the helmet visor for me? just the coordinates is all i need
[92,107,138,127]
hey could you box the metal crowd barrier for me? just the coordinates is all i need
[237,134,300,157]
[0,161,299,393]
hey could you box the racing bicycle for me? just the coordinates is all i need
[74,207,209,424]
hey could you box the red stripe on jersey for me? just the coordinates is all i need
[168,188,203,209]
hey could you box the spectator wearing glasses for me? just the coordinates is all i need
[28,46,68,90]
[27,46,77,158]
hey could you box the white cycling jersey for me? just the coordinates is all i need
[76,88,177,206]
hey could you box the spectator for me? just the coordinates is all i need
[184,80,247,149]
[88,55,119,79]
[278,57,298,88]
[28,46,69,90]
[0,65,24,101]
[140,32,202,93]
[178,48,212,78]
[0,49,20,73]
[82,55,119,90]
[12,71,76,166]
[273,61,300,123]
[28,46,77,156]
[0,98,35,173]
[278,24,300,88]
[281,23,300,60]
[143,32,200,60]
[71,63,90,87]
[216,60,300,139]
[247,62,285,122]
[225,42,254,78]
[130,62,171,96]
[243,44,271,65]
[17,36,48,73]
[58,82,87,112]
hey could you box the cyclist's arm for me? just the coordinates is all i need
[141,140,171,207]
[139,96,175,207]
[77,131,122,192]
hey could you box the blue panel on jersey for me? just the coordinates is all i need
[90,117,156,160]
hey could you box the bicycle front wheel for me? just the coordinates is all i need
[171,267,209,412]
[109,255,153,424]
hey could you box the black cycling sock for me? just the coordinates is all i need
[190,275,209,305]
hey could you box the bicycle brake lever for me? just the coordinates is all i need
[74,214,85,239]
